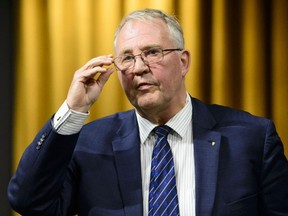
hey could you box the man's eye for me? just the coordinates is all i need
[145,49,161,56]
[121,55,134,63]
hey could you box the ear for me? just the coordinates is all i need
[180,50,191,76]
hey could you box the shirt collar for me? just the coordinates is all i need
[136,93,192,144]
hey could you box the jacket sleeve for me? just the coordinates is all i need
[260,120,288,214]
[8,119,80,216]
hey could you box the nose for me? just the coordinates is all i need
[132,55,149,75]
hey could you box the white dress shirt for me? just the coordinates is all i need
[136,94,195,216]
[53,93,195,216]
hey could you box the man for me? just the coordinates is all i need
[8,8,288,216]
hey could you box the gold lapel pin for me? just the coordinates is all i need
[209,139,216,146]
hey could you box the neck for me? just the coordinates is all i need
[136,95,187,125]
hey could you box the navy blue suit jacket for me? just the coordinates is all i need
[8,98,288,215]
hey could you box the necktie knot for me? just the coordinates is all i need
[153,125,171,138]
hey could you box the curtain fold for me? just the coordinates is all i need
[271,0,288,157]
[242,0,268,116]
[13,0,288,201]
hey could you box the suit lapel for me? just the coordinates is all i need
[192,98,221,216]
[112,111,143,215]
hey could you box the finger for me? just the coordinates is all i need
[96,68,114,87]
[83,55,114,69]
[80,66,113,80]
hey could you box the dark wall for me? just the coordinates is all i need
[0,0,14,215]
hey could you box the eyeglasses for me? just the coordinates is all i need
[113,47,182,72]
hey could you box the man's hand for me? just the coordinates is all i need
[66,55,114,113]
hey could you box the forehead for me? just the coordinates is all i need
[115,19,173,54]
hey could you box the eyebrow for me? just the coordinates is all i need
[120,49,133,55]
[119,44,162,55]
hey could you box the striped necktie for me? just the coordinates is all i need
[148,125,180,216]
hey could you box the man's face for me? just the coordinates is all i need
[115,19,189,116]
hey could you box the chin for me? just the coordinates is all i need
[136,97,160,110]
[130,91,162,109]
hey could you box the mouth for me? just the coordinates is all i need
[136,82,154,91]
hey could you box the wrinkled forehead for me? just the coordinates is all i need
[115,16,167,41]
[115,19,172,53]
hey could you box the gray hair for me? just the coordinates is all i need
[114,8,184,50]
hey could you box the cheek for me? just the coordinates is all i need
[160,73,184,96]
[117,71,134,90]
[155,65,182,86]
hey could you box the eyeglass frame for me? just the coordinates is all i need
[113,47,183,72]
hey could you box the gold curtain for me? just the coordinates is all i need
[13,1,288,213]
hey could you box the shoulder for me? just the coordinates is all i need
[192,97,271,127]
[82,109,136,132]
[74,109,137,152]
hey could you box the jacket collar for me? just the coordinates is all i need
[192,97,221,215]
[112,111,143,215]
